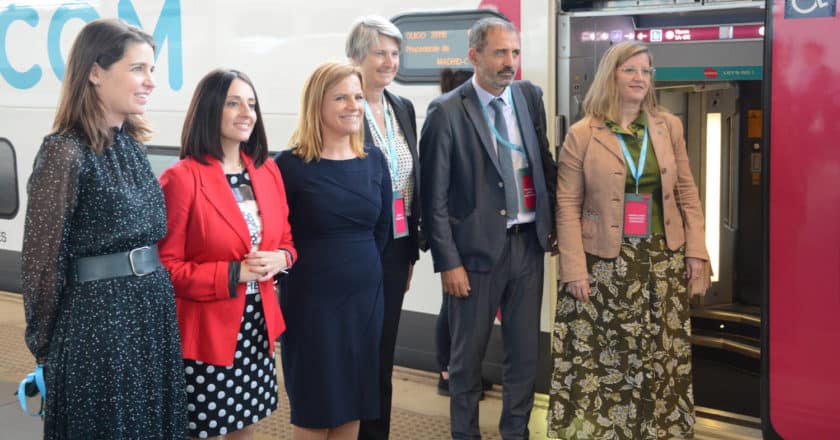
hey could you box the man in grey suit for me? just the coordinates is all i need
[420,17,557,440]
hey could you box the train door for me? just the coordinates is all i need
[763,0,840,438]
[661,84,739,306]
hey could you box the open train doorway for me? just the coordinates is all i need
[556,0,766,421]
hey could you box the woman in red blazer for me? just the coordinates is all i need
[158,69,296,440]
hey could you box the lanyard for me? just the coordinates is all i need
[17,364,46,417]
[363,95,399,181]
[617,127,649,194]
[484,95,526,154]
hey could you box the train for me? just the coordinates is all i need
[1,1,837,437]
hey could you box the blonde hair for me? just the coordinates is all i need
[53,18,155,153]
[289,62,366,163]
[582,41,659,122]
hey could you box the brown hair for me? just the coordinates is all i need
[180,69,269,167]
[582,40,659,122]
[289,62,365,163]
[53,18,155,153]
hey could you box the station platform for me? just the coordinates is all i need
[0,292,760,439]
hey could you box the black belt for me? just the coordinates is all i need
[76,245,162,283]
[506,222,535,235]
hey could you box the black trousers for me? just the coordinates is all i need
[358,235,414,440]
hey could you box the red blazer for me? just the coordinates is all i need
[158,152,296,366]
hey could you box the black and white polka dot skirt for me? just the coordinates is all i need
[184,292,278,438]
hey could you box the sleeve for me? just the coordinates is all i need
[374,149,393,254]
[406,97,418,139]
[403,97,425,259]
[668,114,710,261]
[530,84,558,226]
[266,159,297,265]
[22,135,84,363]
[419,100,463,272]
[555,123,591,284]
[158,164,232,302]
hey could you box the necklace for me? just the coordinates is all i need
[222,157,245,174]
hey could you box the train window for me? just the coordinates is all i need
[146,145,180,178]
[0,138,20,219]
[391,10,505,84]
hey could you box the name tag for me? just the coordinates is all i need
[392,191,409,239]
[623,193,651,238]
[517,168,536,212]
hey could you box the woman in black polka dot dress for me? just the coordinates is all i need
[159,69,296,439]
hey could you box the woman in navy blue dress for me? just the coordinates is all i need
[275,61,392,440]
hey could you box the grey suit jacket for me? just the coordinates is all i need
[420,80,555,273]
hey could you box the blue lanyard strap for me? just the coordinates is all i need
[485,96,526,154]
[363,95,399,180]
[616,127,649,194]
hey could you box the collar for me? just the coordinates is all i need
[605,111,648,137]
[471,75,512,110]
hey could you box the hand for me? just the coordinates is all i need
[405,263,415,293]
[441,266,471,297]
[565,279,591,303]
[548,232,559,256]
[242,249,289,283]
[685,257,705,281]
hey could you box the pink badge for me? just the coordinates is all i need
[521,175,536,210]
[393,195,408,239]
[623,193,651,237]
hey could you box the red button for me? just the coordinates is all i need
[703,68,719,79]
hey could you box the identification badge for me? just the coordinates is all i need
[623,193,651,238]
[517,168,537,212]
[392,191,409,239]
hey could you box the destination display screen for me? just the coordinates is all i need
[392,10,505,83]
[580,24,764,43]
[635,24,764,43]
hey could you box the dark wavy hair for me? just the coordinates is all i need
[180,69,269,167]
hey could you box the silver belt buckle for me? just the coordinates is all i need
[128,246,153,277]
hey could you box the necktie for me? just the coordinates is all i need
[489,97,518,220]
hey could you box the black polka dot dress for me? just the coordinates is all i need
[183,171,278,438]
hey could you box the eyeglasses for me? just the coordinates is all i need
[618,67,656,77]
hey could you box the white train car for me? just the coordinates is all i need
[0,0,556,387]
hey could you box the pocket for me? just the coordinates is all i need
[581,218,596,239]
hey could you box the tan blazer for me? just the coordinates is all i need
[556,110,710,284]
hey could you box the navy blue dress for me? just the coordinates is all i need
[275,147,391,428]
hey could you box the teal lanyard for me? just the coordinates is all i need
[616,127,649,194]
[485,95,526,154]
[363,95,399,181]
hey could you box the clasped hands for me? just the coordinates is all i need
[240,249,289,283]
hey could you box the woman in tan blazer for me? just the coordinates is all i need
[547,41,711,439]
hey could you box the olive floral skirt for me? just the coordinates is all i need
[548,235,694,439]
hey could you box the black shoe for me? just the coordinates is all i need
[437,374,450,396]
